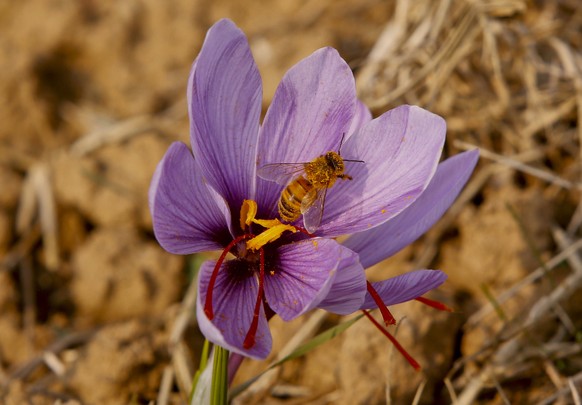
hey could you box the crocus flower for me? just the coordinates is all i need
[149,18,478,360]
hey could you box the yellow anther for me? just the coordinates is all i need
[240,199,297,250]
[252,218,281,228]
[240,199,258,230]
[246,223,297,251]
[241,200,280,229]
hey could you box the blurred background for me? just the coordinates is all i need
[1,0,581,404]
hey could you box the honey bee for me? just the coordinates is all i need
[258,138,363,232]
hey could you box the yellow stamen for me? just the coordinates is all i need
[240,199,297,251]
[247,223,297,251]
[240,199,258,230]
[252,218,281,228]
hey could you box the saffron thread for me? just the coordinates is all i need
[415,296,454,312]
[204,234,254,320]
[362,309,421,371]
[244,247,266,349]
[366,281,396,325]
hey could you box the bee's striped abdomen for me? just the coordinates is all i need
[279,176,312,222]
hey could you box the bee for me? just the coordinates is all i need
[258,137,363,232]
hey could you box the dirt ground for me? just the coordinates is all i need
[1,0,581,404]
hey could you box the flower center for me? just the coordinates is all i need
[203,233,255,320]
[204,199,302,350]
[241,199,298,251]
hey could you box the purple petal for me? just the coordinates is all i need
[149,142,231,254]
[360,270,447,309]
[263,238,343,321]
[344,149,479,268]
[317,247,367,314]
[197,260,272,359]
[346,99,372,139]
[188,19,262,211]
[317,105,446,237]
[256,47,357,217]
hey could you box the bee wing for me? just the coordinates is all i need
[257,162,307,185]
[301,186,328,233]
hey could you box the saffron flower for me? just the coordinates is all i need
[149,19,478,360]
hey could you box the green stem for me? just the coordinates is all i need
[190,339,211,402]
[211,346,229,405]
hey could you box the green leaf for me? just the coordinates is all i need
[480,283,507,322]
[211,346,229,405]
[190,339,211,402]
[275,313,364,365]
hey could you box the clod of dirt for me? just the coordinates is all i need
[3,380,27,405]
[58,207,90,258]
[0,167,22,253]
[336,300,458,405]
[440,180,552,358]
[67,319,168,404]
[52,133,170,228]
[0,167,22,209]
[0,272,37,367]
[70,226,183,323]
[0,211,12,255]
[440,181,552,297]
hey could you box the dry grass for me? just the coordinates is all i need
[356,1,582,403]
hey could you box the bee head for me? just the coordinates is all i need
[325,151,345,173]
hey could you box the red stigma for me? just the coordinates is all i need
[362,310,421,371]
[204,234,254,320]
[243,247,266,349]
[366,281,396,326]
[415,296,454,312]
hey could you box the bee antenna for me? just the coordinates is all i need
[337,133,364,164]
[338,132,347,155]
